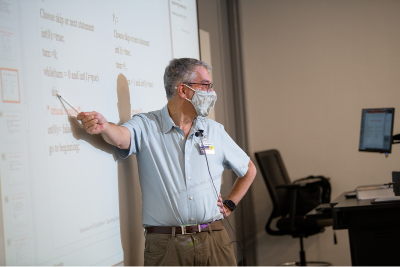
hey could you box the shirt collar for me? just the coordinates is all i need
[161,104,205,136]
[161,104,175,134]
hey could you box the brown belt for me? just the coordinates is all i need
[146,220,223,235]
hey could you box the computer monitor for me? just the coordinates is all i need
[359,108,395,153]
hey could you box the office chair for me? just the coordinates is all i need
[255,149,332,266]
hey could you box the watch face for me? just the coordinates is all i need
[223,200,236,211]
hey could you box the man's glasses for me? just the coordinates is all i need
[185,82,214,92]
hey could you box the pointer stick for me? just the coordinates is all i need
[57,95,69,115]
[56,93,79,114]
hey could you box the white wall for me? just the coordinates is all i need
[239,0,400,265]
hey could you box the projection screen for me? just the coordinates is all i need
[0,0,200,265]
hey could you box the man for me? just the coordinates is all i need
[77,58,256,266]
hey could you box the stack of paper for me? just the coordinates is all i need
[356,184,395,200]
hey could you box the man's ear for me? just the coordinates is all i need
[175,84,187,99]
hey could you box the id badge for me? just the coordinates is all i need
[200,142,215,155]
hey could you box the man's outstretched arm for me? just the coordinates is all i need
[77,111,131,150]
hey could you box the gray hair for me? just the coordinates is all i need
[164,58,211,100]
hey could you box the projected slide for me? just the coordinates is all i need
[0,0,199,265]
[363,112,386,148]
[359,109,394,151]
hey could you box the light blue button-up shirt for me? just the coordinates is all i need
[116,104,250,227]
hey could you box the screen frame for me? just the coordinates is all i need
[196,0,201,60]
[0,0,203,265]
[359,107,395,154]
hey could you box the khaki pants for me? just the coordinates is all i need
[144,226,237,266]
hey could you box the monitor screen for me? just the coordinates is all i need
[359,108,395,153]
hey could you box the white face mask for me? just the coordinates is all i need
[183,84,217,117]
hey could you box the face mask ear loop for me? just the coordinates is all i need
[184,84,196,92]
[184,84,196,102]
[175,85,193,102]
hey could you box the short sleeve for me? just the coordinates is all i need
[221,127,250,178]
[114,115,146,159]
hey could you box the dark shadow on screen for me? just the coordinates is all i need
[116,74,132,126]
[68,116,115,158]
[115,74,144,266]
[65,74,143,265]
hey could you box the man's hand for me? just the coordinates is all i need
[78,111,131,149]
[77,111,108,135]
[217,194,231,218]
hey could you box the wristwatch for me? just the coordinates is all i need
[223,200,237,212]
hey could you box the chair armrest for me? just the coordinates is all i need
[277,176,330,189]
[293,176,330,184]
[276,183,313,189]
[275,184,301,189]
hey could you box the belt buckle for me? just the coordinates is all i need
[181,225,186,235]
[181,224,200,235]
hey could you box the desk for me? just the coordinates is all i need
[308,191,400,266]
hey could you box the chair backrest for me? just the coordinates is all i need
[255,149,292,218]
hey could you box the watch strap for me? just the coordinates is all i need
[223,199,236,212]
